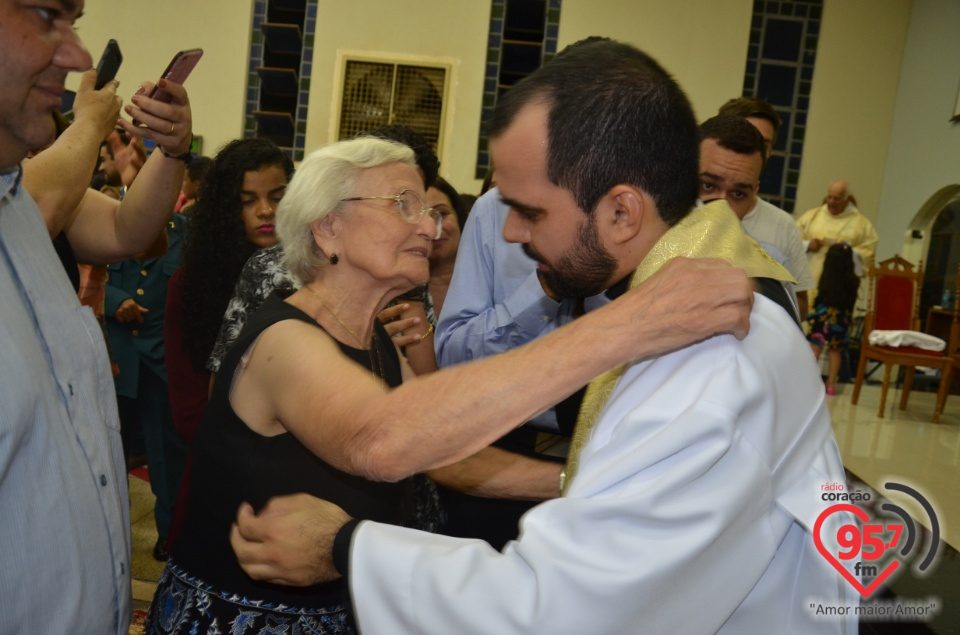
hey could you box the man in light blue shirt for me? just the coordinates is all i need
[0,1,194,631]
[0,5,132,632]
[434,188,611,547]
[436,188,613,426]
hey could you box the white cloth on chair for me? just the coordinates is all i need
[868,329,946,351]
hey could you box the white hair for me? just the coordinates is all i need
[277,137,417,284]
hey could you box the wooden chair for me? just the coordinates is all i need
[850,255,954,423]
[908,264,960,414]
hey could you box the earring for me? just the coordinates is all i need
[330,254,339,265]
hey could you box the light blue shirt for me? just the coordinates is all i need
[435,188,609,431]
[0,167,131,633]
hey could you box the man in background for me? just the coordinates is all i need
[797,179,878,295]
[718,95,781,159]
[698,114,814,319]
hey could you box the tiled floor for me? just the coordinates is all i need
[828,381,960,634]
[127,381,960,630]
[831,383,960,548]
[128,473,164,604]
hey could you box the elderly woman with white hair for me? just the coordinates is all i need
[147,137,753,634]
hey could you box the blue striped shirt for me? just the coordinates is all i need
[0,166,131,633]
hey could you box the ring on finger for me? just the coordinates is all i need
[169,122,176,135]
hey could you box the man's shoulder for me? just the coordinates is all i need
[605,295,809,430]
[847,206,873,223]
[683,293,803,364]
[755,198,787,216]
[752,200,798,227]
[466,189,509,232]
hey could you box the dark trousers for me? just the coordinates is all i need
[118,362,188,539]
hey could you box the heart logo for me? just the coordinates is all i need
[813,503,899,598]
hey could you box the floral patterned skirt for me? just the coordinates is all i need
[806,304,852,350]
[146,561,355,634]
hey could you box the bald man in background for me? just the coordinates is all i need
[796,180,878,300]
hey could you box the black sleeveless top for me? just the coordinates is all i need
[172,293,411,606]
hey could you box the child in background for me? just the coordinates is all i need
[807,242,860,395]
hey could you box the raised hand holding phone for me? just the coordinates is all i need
[117,49,201,160]
[147,49,203,104]
[94,39,123,90]
[71,69,123,143]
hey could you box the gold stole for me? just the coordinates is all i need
[560,201,795,494]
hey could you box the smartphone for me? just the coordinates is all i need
[148,48,204,104]
[94,39,122,90]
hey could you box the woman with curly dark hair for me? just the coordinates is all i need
[164,138,294,446]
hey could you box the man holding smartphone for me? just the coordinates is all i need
[0,2,195,632]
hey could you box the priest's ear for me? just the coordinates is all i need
[596,185,652,245]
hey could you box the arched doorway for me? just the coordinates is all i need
[900,185,960,326]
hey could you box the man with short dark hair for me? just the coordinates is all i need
[718,95,783,159]
[231,39,856,634]
[699,115,814,319]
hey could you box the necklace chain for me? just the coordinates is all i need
[306,285,385,386]
[306,285,368,347]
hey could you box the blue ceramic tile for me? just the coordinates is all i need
[758,64,797,107]
[761,155,785,192]
[763,19,803,61]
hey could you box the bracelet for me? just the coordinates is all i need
[160,134,193,163]
[423,323,434,337]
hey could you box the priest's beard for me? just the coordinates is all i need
[523,215,618,299]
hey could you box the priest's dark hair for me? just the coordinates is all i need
[487,38,700,226]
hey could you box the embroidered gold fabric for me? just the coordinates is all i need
[561,201,794,494]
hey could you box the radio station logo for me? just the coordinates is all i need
[814,481,940,599]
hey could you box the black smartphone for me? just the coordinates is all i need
[94,39,122,90]
[148,48,204,104]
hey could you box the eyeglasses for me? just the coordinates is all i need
[341,189,442,240]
